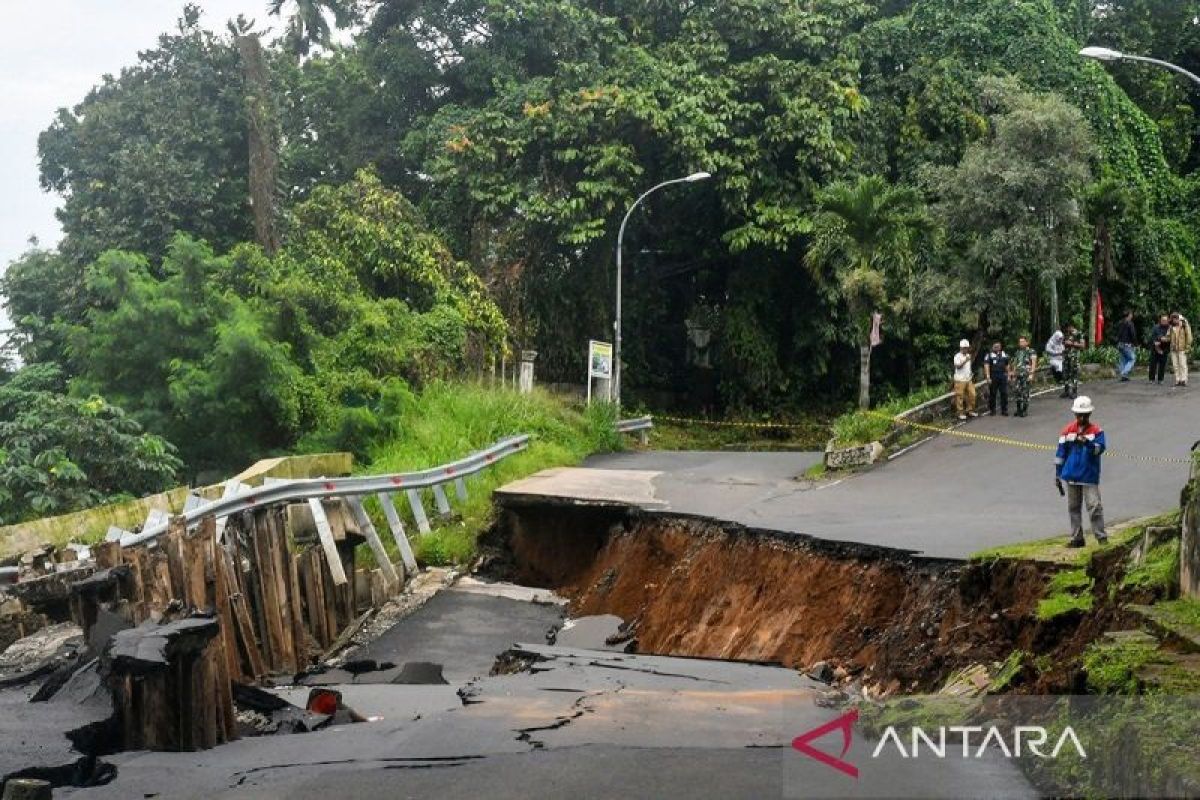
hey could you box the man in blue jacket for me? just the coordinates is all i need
[1055,396,1108,547]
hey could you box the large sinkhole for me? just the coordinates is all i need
[478,500,1118,694]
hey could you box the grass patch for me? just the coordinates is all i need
[990,650,1028,692]
[1121,541,1180,593]
[828,385,950,449]
[360,382,620,566]
[646,414,831,451]
[1082,636,1162,694]
[1153,597,1200,629]
[801,462,827,481]
[1036,568,1094,620]
[971,512,1178,566]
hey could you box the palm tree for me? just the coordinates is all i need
[267,0,355,55]
[806,176,928,409]
[1085,178,1135,344]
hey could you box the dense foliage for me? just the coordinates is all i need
[5,0,1200,500]
[0,365,181,523]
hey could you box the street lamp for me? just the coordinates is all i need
[1080,46,1200,88]
[612,171,711,407]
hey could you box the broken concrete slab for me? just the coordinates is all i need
[0,623,83,686]
[495,467,668,510]
[106,617,220,676]
[552,615,627,651]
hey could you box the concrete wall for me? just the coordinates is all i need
[0,452,353,558]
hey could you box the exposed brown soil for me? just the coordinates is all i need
[481,503,1135,694]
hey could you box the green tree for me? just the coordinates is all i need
[0,365,181,523]
[1085,178,1138,341]
[268,0,356,55]
[926,80,1095,340]
[70,235,315,473]
[38,5,252,266]
[806,176,929,409]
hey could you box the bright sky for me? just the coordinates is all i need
[0,1,272,274]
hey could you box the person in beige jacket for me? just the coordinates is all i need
[1169,311,1193,387]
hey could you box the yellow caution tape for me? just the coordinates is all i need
[874,411,1193,465]
[655,415,811,430]
[655,411,1192,465]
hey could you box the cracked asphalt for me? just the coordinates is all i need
[583,379,1199,559]
[58,586,1033,799]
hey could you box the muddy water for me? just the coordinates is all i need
[482,504,1108,693]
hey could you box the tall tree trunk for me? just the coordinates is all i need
[1088,222,1105,345]
[237,34,281,256]
[858,341,871,410]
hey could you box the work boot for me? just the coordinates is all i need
[1095,536,1109,546]
[1066,538,1085,548]
[1059,389,1070,398]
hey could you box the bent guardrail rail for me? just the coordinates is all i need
[121,434,531,552]
[616,416,653,444]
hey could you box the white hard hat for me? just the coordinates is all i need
[959,339,970,348]
[1072,396,1094,414]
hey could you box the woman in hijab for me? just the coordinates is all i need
[1045,330,1065,388]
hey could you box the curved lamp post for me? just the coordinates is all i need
[1080,46,1200,88]
[612,171,711,407]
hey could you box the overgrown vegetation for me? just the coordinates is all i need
[1037,567,1095,620]
[829,385,948,448]
[360,383,620,565]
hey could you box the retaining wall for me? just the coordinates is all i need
[0,452,353,558]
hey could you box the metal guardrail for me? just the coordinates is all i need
[616,416,653,444]
[616,416,653,433]
[121,435,531,549]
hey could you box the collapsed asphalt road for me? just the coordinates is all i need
[48,580,1033,800]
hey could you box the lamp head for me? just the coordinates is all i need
[1080,46,1124,62]
[685,171,712,182]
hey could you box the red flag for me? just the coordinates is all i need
[1095,290,1104,343]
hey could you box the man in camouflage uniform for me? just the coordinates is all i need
[1012,335,1038,417]
[1061,323,1085,399]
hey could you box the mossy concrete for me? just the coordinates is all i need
[0,452,352,558]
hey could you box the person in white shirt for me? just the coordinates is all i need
[952,339,978,421]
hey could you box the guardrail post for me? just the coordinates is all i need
[377,493,418,575]
[406,489,432,535]
[432,484,452,517]
[346,497,400,587]
[454,477,468,503]
[307,499,348,586]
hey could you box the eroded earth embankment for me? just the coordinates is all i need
[481,503,1132,694]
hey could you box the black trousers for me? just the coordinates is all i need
[988,379,1008,414]
[1149,350,1168,382]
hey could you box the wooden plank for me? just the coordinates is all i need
[307,498,348,585]
[182,527,208,611]
[369,568,385,608]
[377,492,418,575]
[431,483,452,517]
[228,577,267,679]
[299,550,328,648]
[163,522,188,603]
[251,512,286,672]
[318,549,338,647]
[345,497,400,587]
[265,510,297,671]
[94,540,123,569]
[405,489,432,535]
[211,539,243,684]
[287,550,307,669]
